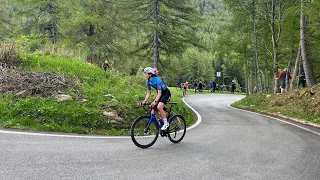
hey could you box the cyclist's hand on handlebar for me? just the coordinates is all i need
[140,102,146,106]
[150,101,157,107]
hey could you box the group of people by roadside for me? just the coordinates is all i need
[181,66,306,96]
[275,67,306,94]
[181,79,238,96]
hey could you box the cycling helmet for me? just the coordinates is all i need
[143,67,155,74]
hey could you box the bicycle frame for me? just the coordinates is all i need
[146,110,161,130]
[146,104,175,128]
[140,103,176,134]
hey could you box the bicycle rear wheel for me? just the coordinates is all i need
[167,115,186,143]
[131,115,159,148]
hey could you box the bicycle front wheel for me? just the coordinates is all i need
[167,115,186,143]
[131,115,159,148]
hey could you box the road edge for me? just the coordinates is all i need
[229,105,320,136]
[182,97,202,131]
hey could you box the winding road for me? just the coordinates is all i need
[1,94,320,180]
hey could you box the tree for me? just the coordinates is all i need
[269,0,281,94]
[13,0,63,44]
[300,0,315,86]
[0,0,15,41]
[129,0,202,68]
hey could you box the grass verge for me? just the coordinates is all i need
[231,87,320,124]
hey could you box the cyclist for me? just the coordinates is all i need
[141,67,171,130]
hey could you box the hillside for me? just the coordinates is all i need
[0,54,194,135]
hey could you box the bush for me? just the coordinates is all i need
[15,35,48,53]
[0,43,19,68]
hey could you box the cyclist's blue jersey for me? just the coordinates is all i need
[146,77,167,90]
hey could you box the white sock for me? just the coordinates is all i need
[163,118,168,124]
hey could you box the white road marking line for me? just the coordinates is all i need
[0,129,131,139]
[183,97,202,131]
[229,105,320,136]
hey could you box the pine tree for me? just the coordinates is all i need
[128,0,201,68]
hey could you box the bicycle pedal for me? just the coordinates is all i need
[160,130,167,137]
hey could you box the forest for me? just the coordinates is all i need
[1,0,319,94]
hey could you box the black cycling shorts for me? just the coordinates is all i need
[159,88,171,104]
[153,88,171,109]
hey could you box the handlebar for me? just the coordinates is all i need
[136,103,151,111]
[136,102,177,113]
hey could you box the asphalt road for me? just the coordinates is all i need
[1,94,320,180]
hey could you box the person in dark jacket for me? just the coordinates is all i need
[102,60,110,71]
[299,71,306,88]
[193,82,198,93]
[198,81,203,92]
[231,80,236,93]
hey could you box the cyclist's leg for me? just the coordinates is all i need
[157,92,170,130]
[157,102,166,120]
[158,103,169,130]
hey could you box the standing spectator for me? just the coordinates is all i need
[210,80,213,92]
[198,81,203,92]
[183,81,189,97]
[87,57,93,65]
[102,60,110,71]
[212,80,216,92]
[231,80,236,93]
[299,71,306,88]
[193,81,198,93]
[276,68,292,94]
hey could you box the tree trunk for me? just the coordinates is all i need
[290,43,301,91]
[300,0,315,87]
[252,1,260,93]
[245,47,249,95]
[285,40,294,91]
[51,17,57,44]
[264,46,269,92]
[264,2,270,93]
[153,0,159,68]
[251,57,255,93]
[271,0,279,94]
[246,56,249,95]
[48,1,57,45]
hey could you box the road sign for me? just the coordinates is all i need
[217,72,221,77]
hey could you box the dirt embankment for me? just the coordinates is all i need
[0,70,78,96]
[270,86,320,117]
[1,44,78,97]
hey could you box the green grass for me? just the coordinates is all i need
[0,54,194,135]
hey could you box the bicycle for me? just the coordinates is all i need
[130,102,187,149]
